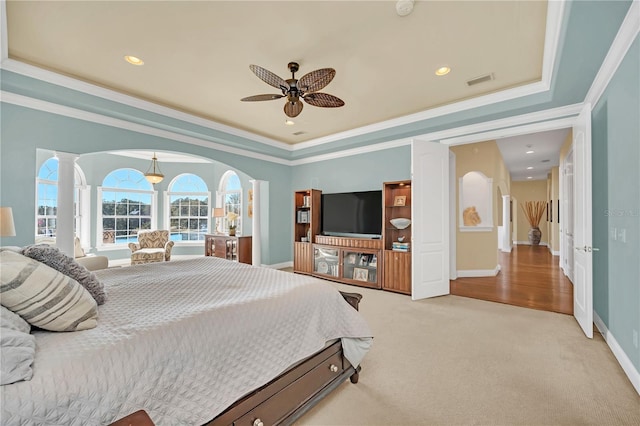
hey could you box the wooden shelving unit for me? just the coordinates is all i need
[382,180,412,295]
[293,189,321,274]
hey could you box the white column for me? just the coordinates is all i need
[502,195,511,252]
[250,180,262,266]
[56,152,78,257]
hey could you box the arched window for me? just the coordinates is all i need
[167,174,210,241]
[99,169,155,245]
[35,157,86,238]
[218,171,242,234]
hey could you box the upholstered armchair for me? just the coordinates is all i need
[128,230,175,265]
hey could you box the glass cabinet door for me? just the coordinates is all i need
[314,246,339,277]
[342,251,378,285]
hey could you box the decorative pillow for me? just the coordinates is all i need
[20,244,106,305]
[0,327,36,385]
[0,251,98,331]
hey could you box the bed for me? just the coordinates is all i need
[0,256,373,425]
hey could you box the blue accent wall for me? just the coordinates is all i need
[592,35,640,370]
[0,103,294,265]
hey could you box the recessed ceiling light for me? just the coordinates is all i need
[527,176,533,179]
[285,120,295,126]
[124,55,144,66]
[435,66,451,76]
[526,150,534,154]
[527,167,533,170]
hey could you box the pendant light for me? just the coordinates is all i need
[144,152,164,184]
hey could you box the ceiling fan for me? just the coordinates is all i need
[241,62,345,118]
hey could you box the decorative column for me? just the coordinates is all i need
[56,152,78,257]
[502,195,511,252]
[250,179,262,266]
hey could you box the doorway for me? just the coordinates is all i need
[448,128,573,314]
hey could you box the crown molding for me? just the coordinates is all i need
[0,58,292,152]
[290,138,412,166]
[2,89,584,167]
[585,0,640,107]
[291,0,565,151]
[0,0,565,155]
[440,116,577,146]
[1,91,290,166]
[429,103,582,144]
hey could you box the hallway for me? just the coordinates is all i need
[451,245,573,315]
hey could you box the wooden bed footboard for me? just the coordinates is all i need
[206,291,363,426]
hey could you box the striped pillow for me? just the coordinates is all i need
[0,251,98,332]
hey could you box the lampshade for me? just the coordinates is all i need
[144,153,164,184]
[212,208,225,218]
[0,207,16,237]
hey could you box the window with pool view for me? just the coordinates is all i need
[167,174,210,241]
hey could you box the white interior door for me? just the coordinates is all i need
[411,140,450,300]
[561,148,575,281]
[572,104,593,338]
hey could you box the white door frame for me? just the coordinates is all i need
[411,105,591,336]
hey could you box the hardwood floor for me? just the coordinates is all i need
[451,245,573,315]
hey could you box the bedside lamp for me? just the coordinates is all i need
[212,208,225,234]
[0,207,16,237]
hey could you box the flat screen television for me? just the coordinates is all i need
[321,190,382,238]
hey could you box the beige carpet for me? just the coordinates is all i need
[296,283,640,426]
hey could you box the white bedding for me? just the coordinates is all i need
[0,257,372,425]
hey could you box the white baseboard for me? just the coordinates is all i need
[594,311,640,395]
[265,261,293,270]
[515,240,550,247]
[457,264,501,278]
[500,246,513,253]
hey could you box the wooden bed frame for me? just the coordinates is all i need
[207,291,363,426]
[110,292,364,426]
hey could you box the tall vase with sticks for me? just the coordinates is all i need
[520,201,546,245]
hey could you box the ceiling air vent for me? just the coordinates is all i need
[292,131,306,136]
[466,73,494,86]
[541,159,550,163]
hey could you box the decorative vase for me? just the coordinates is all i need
[528,227,541,245]
[229,228,236,236]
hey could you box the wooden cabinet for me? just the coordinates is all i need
[312,237,382,289]
[205,234,252,265]
[383,250,411,294]
[382,180,412,295]
[293,189,321,274]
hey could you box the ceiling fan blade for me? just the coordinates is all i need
[298,68,336,93]
[284,101,303,117]
[303,93,345,108]
[240,94,285,102]
[249,65,290,91]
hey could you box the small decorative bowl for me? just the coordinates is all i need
[390,218,411,230]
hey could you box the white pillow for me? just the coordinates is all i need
[0,251,98,332]
[1,306,35,385]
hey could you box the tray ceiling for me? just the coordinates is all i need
[6,1,547,144]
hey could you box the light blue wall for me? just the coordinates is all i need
[592,35,640,370]
[0,103,293,265]
[292,145,411,193]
